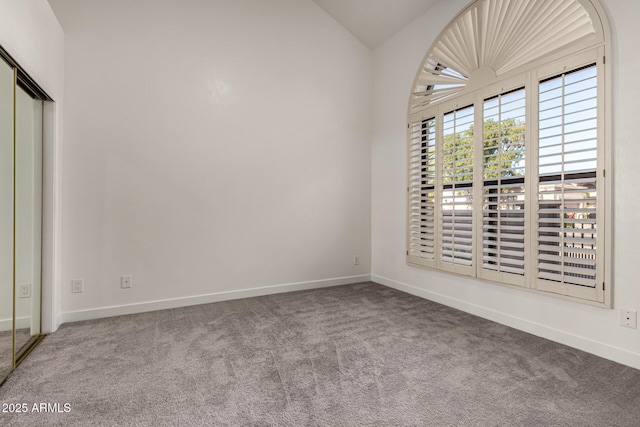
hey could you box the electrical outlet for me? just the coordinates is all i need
[121,275,132,289]
[71,279,84,293]
[18,283,31,298]
[354,256,360,265]
[620,309,637,329]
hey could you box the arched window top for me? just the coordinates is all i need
[410,0,608,114]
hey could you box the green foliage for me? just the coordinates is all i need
[442,118,525,183]
[482,118,525,179]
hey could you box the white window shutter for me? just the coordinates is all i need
[410,0,600,115]
[481,88,527,283]
[536,65,599,294]
[408,118,437,267]
[440,106,474,273]
[406,0,610,306]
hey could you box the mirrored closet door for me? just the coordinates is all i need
[0,53,46,384]
[14,80,43,361]
[0,50,15,381]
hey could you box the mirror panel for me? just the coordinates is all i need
[14,85,43,355]
[0,60,14,379]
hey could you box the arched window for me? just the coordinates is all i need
[407,0,611,305]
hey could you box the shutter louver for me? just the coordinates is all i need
[408,118,436,264]
[441,106,474,269]
[482,88,526,278]
[537,65,598,288]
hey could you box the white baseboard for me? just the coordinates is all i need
[371,274,640,371]
[60,275,371,324]
[0,316,32,332]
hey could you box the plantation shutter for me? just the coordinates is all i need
[536,64,599,295]
[406,0,609,306]
[440,105,474,273]
[409,0,599,115]
[481,88,527,283]
[407,118,437,267]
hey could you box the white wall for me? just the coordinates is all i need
[372,0,640,370]
[0,0,64,333]
[51,0,372,320]
[0,1,64,100]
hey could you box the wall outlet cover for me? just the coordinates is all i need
[71,279,84,293]
[18,283,31,298]
[121,275,132,289]
[620,309,637,329]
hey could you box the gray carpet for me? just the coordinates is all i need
[0,330,12,379]
[1,328,33,379]
[0,282,639,426]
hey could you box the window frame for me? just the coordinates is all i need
[407,46,611,307]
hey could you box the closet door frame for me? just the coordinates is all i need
[0,43,53,384]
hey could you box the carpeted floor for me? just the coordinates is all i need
[0,330,12,379]
[1,328,35,379]
[0,282,639,426]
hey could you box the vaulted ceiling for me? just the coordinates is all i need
[47,0,443,50]
[312,0,442,49]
